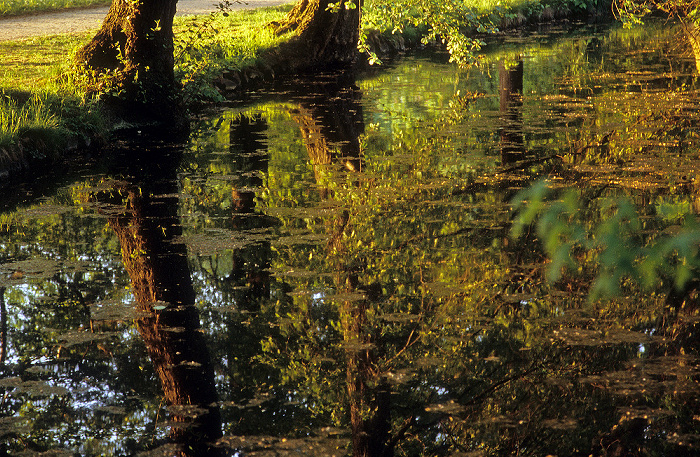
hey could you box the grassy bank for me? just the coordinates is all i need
[0,0,109,18]
[174,5,294,103]
[0,5,293,175]
[0,0,609,179]
[0,33,102,176]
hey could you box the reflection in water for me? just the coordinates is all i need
[290,75,393,457]
[92,142,223,456]
[0,286,6,365]
[683,20,700,73]
[229,114,272,301]
[290,73,364,197]
[499,58,525,165]
[4,21,700,457]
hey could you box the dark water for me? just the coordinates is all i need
[2,20,700,456]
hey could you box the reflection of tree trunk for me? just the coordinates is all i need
[341,292,393,457]
[499,59,525,165]
[230,115,267,215]
[228,114,272,306]
[288,76,392,456]
[290,78,364,199]
[104,181,222,456]
[683,20,700,74]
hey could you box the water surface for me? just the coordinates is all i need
[2,20,700,456]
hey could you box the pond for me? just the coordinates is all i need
[2,19,700,456]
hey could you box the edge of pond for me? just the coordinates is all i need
[0,5,615,192]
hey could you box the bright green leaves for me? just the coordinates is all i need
[612,0,653,27]
[326,0,357,13]
[512,182,587,284]
[362,0,498,67]
[512,180,700,302]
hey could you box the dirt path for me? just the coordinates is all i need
[0,0,290,42]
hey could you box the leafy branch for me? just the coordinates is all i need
[511,180,700,301]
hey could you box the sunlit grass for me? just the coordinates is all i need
[174,5,293,68]
[0,94,57,144]
[174,4,293,101]
[465,0,535,11]
[0,5,294,149]
[0,33,91,149]
[0,0,109,17]
[0,33,90,87]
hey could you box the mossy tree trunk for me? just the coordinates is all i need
[271,0,363,70]
[75,0,180,122]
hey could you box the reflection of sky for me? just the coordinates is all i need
[0,231,163,454]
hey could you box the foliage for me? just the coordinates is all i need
[511,181,700,301]
[361,0,609,66]
[612,0,699,24]
[4,22,700,455]
[361,0,496,67]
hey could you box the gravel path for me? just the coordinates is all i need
[0,0,290,41]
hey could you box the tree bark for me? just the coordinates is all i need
[76,0,181,121]
[269,0,363,71]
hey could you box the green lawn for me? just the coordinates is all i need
[0,0,109,17]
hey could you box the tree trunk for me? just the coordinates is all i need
[269,0,362,71]
[76,0,181,121]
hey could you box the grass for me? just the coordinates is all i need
[174,5,293,102]
[0,33,90,87]
[0,0,607,155]
[0,32,97,150]
[0,5,293,151]
[0,0,109,18]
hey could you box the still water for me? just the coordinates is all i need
[2,20,700,456]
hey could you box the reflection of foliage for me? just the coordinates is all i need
[0,182,167,455]
[5,21,700,456]
[362,0,609,66]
